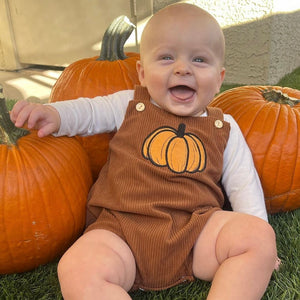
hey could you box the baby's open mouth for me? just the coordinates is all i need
[170,85,195,101]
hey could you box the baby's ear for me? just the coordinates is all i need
[216,68,226,93]
[136,61,146,86]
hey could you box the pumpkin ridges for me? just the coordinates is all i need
[263,104,299,211]
[1,130,92,273]
[277,108,300,206]
[184,135,200,172]
[50,53,140,100]
[7,136,74,268]
[24,135,88,233]
[247,102,281,179]
[166,137,189,173]
[1,153,17,271]
[264,105,294,198]
[51,58,140,99]
[264,107,285,197]
[118,59,139,88]
[0,103,92,273]
[291,110,300,201]
[265,189,300,212]
[142,127,175,162]
[142,124,206,174]
[15,145,53,266]
[243,102,275,137]
[3,147,36,271]
[187,133,206,172]
[210,85,300,213]
[17,146,44,257]
[50,137,90,234]
[247,100,289,199]
[25,139,72,225]
[149,131,176,166]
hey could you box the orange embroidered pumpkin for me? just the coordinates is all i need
[50,16,140,181]
[142,123,206,174]
[210,86,300,213]
[0,88,92,274]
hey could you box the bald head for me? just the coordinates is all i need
[140,3,225,65]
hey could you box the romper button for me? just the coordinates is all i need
[214,120,223,128]
[136,102,145,112]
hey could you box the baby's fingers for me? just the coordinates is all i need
[26,105,48,129]
[28,105,60,136]
[10,100,31,125]
[10,101,60,137]
[11,101,42,129]
[36,123,58,138]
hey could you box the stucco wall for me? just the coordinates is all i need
[268,11,300,84]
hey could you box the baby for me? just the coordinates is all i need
[11,3,277,300]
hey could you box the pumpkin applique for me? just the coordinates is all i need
[142,123,206,174]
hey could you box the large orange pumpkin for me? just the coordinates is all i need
[210,86,300,213]
[0,88,93,274]
[50,16,140,181]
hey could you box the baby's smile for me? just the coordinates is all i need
[170,85,196,101]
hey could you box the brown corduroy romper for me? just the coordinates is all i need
[85,86,230,291]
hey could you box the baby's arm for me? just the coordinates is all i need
[10,90,134,138]
[10,100,61,138]
[222,114,268,221]
[48,90,133,137]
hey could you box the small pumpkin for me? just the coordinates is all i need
[50,16,140,181]
[210,86,300,213]
[0,86,92,274]
[142,123,206,174]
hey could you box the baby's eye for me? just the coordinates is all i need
[161,55,173,61]
[193,57,204,63]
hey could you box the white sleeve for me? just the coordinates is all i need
[48,90,134,136]
[222,114,268,222]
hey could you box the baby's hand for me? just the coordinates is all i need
[10,101,61,138]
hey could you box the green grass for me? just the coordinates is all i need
[1,67,300,299]
[220,66,300,92]
[277,67,300,89]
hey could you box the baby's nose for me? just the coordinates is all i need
[174,60,191,75]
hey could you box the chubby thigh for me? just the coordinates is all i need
[58,229,136,293]
[192,210,276,281]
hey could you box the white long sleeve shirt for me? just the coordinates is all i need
[49,90,268,221]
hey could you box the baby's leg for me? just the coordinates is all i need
[193,211,277,300]
[57,229,136,300]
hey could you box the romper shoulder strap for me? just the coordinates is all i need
[206,106,224,120]
[133,85,151,101]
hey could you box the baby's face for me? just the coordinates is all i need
[137,4,225,117]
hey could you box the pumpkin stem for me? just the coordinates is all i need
[262,88,300,107]
[177,123,186,138]
[97,15,135,62]
[0,85,29,146]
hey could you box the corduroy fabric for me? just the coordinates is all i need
[85,86,230,290]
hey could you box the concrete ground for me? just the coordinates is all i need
[0,66,63,104]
